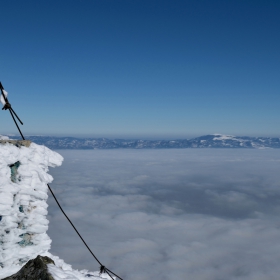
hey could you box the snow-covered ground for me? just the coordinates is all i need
[46,253,113,280]
[0,137,108,279]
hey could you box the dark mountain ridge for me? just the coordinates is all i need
[8,134,280,149]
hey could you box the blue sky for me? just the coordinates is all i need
[1,0,280,139]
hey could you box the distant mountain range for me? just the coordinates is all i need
[8,134,280,149]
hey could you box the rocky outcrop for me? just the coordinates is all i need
[0,140,31,147]
[3,255,55,280]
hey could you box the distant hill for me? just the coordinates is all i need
[8,134,280,149]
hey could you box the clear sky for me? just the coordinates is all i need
[1,0,280,139]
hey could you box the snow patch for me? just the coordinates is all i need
[44,252,114,280]
[213,134,237,141]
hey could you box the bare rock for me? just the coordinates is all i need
[0,140,31,147]
[3,255,55,280]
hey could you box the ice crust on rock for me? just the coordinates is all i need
[0,141,62,277]
[0,140,107,279]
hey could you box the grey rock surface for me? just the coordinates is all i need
[0,140,31,147]
[3,255,55,280]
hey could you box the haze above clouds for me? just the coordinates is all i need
[47,149,280,280]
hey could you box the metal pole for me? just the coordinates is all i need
[0,81,24,139]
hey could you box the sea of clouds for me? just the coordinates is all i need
[47,149,280,280]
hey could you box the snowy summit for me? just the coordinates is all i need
[0,138,111,279]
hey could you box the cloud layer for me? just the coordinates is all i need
[47,149,280,280]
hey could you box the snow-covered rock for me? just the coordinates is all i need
[0,139,108,279]
[2,254,113,280]
[3,255,55,280]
